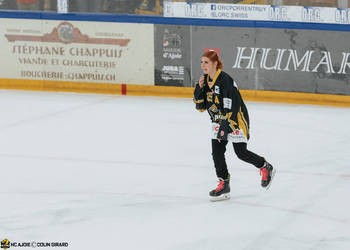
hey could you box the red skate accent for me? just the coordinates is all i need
[260,168,268,181]
[215,180,225,192]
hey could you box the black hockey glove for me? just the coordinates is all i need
[217,119,231,141]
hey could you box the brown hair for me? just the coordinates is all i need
[202,50,223,69]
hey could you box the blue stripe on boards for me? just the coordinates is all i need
[0,10,349,32]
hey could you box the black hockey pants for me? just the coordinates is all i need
[211,139,265,180]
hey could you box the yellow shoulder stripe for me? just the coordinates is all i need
[193,99,204,104]
[207,69,222,89]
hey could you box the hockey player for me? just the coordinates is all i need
[193,50,276,201]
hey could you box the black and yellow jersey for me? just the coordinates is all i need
[193,69,250,139]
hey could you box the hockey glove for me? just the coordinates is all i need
[217,119,231,141]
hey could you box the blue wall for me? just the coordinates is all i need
[0,10,350,32]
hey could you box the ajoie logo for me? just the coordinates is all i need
[335,8,350,24]
[268,6,288,21]
[302,7,321,22]
[1,239,10,250]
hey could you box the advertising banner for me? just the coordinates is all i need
[154,24,191,87]
[0,19,154,85]
[191,26,350,95]
[57,0,68,13]
[163,1,350,25]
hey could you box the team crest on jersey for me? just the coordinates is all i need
[209,104,218,112]
[214,86,220,94]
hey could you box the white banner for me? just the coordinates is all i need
[0,19,154,85]
[163,1,350,24]
[57,0,68,13]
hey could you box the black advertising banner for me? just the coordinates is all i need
[154,25,191,87]
[191,26,350,95]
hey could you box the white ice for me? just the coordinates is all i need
[0,89,349,250]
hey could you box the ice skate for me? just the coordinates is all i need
[260,161,276,189]
[209,175,230,201]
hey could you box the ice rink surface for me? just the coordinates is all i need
[0,89,349,250]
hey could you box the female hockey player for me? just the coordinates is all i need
[193,50,276,201]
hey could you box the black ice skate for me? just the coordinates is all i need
[209,175,230,202]
[260,161,276,189]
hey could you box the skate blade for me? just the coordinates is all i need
[264,169,276,190]
[209,193,230,202]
